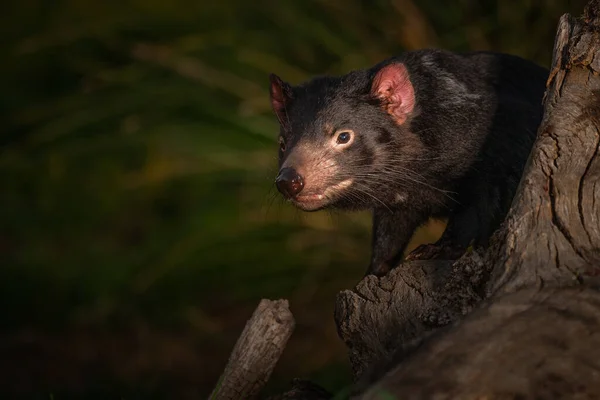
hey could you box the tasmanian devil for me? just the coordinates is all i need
[269,49,548,277]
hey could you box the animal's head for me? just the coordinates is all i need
[269,63,425,212]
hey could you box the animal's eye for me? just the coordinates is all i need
[279,137,286,152]
[336,131,352,145]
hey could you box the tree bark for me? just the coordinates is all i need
[209,299,295,400]
[334,259,480,380]
[334,0,600,394]
[487,9,600,296]
[359,287,600,399]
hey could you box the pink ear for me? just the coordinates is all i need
[371,63,415,125]
[269,74,293,127]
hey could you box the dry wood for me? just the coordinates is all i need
[359,287,600,399]
[335,234,492,382]
[209,299,295,400]
[486,8,600,296]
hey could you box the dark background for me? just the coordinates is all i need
[0,0,587,398]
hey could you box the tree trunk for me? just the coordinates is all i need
[487,11,600,295]
[359,287,600,399]
[209,299,295,400]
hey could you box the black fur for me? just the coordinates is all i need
[271,49,548,276]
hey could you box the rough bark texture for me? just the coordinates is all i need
[334,258,486,380]
[209,299,295,400]
[334,0,600,390]
[359,287,600,400]
[487,10,600,295]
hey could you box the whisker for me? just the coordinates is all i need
[351,183,392,212]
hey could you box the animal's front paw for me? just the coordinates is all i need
[405,243,465,261]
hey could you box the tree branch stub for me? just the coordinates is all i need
[209,299,295,400]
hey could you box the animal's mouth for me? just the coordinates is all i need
[290,179,353,211]
[293,193,327,211]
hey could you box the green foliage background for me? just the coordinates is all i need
[0,0,587,397]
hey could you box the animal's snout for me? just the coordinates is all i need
[276,167,304,198]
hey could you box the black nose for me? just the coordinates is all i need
[276,167,304,198]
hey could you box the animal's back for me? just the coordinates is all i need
[445,51,549,243]
[395,49,549,245]
[391,49,548,203]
